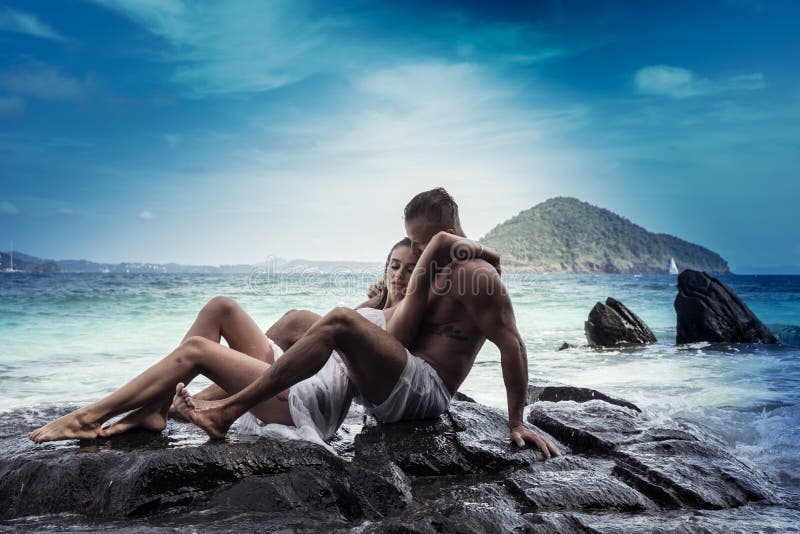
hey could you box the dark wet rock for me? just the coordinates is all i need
[0,381,784,531]
[613,439,774,509]
[585,297,657,347]
[529,400,650,454]
[453,391,476,402]
[363,478,534,534]
[346,458,412,519]
[527,377,641,412]
[675,269,778,344]
[522,512,600,533]
[558,342,578,351]
[352,412,473,477]
[449,401,555,469]
[350,401,558,479]
[528,397,773,513]
[506,455,653,512]
[565,504,800,533]
[0,425,354,520]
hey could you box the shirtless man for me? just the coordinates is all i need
[176,188,560,457]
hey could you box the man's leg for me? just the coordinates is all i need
[179,307,408,438]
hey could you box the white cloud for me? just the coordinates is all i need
[0,7,64,41]
[453,20,589,66]
[296,61,585,158]
[138,210,154,220]
[0,65,88,100]
[93,0,343,97]
[93,1,579,101]
[0,200,20,215]
[634,65,765,99]
[0,95,25,116]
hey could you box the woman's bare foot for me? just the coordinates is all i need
[28,410,101,443]
[100,404,167,437]
[167,398,189,422]
[171,383,234,439]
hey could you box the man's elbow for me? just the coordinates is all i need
[500,337,527,366]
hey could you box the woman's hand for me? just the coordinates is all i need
[367,279,385,298]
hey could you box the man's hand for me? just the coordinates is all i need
[510,425,561,459]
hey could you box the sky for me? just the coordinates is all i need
[0,0,798,271]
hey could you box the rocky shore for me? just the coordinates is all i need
[2,380,797,532]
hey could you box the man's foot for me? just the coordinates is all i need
[28,410,101,443]
[167,384,225,421]
[100,405,167,437]
[171,383,234,439]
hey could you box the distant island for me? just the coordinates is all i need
[0,251,382,275]
[3,197,730,274]
[479,197,730,274]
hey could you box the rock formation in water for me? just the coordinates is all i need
[2,379,792,531]
[584,297,657,347]
[675,270,778,344]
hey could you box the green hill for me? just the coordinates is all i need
[479,197,729,274]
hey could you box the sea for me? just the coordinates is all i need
[1,271,799,514]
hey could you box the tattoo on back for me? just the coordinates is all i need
[422,322,468,341]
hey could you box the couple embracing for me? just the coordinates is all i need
[30,188,559,459]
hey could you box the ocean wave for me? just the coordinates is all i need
[673,402,800,496]
[771,324,800,347]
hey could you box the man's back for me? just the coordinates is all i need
[410,258,502,395]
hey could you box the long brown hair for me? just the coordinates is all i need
[376,237,412,310]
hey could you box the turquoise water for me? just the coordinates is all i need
[1,272,799,501]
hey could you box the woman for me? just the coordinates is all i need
[28,235,495,445]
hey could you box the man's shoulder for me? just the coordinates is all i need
[452,258,500,277]
[450,259,506,300]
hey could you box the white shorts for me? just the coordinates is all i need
[360,351,452,423]
[233,338,354,451]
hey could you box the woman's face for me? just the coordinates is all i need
[385,245,416,303]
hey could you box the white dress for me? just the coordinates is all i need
[232,307,386,452]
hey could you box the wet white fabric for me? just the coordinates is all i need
[359,349,452,423]
[233,307,386,452]
[354,306,386,329]
[350,306,452,422]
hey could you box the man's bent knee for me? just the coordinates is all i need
[319,307,361,340]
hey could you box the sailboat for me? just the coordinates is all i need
[669,257,679,275]
[2,241,22,273]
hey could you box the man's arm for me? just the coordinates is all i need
[388,231,499,347]
[458,261,560,458]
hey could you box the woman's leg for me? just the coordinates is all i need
[29,337,293,443]
[181,299,320,402]
[175,296,277,404]
[266,309,322,352]
[183,296,276,361]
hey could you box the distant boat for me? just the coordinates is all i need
[669,257,679,275]
[2,241,23,273]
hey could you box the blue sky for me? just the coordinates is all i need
[0,0,798,270]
